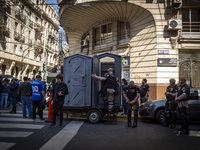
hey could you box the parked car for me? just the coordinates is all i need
[139,89,200,124]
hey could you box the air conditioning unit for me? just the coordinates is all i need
[81,35,89,46]
[168,20,182,30]
[173,0,182,8]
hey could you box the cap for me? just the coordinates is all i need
[107,68,114,72]
[179,76,186,81]
[129,81,135,87]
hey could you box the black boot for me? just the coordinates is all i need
[132,122,137,128]
[127,122,131,127]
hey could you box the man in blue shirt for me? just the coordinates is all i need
[31,75,45,120]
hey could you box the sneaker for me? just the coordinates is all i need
[49,124,56,128]
[180,130,190,135]
[127,122,131,127]
[32,118,36,121]
[40,118,45,120]
[9,111,16,114]
[59,123,63,128]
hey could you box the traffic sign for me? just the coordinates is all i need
[57,65,61,70]
[158,58,177,67]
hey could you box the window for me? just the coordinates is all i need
[180,9,200,32]
[2,65,6,75]
[94,23,112,47]
[118,21,130,44]
[29,12,31,20]
[14,45,17,54]
[35,17,38,23]
[15,22,18,31]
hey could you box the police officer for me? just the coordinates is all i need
[92,68,119,116]
[175,77,190,134]
[163,78,178,129]
[123,81,140,128]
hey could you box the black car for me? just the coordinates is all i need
[139,89,200,124]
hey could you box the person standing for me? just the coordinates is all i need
[121,78,128,115]
[19,77,32,118]
[175,77,190,134]
[123,81,140,128]
[163,79,178,129]
[31,75,45,120]
[9,78,19,113]
[49,74,68,128]
[92,68,120,117]
[140,78,150,104]
[1,79,9,109]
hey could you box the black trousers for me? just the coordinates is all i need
[127,104,138,124]
[32,101,43,119]
[179,107,189,132]
[53,100,64,125]
[164,100,177,124]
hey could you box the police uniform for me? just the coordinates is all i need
[94,72,119,115]
[176,83,190,134]
[123,83,140,128]
[163,85,178,128]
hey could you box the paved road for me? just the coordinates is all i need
[0,109,200,150]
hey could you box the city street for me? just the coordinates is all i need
[0,107,200,150]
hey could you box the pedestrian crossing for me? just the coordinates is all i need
[0,110,84,150]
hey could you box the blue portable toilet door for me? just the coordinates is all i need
[66,56,91,107]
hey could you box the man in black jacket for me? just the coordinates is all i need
[9,78,19,113]
[49,73,68,128]
[19,77,32,118]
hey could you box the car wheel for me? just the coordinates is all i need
[87,109,102,124]
[156,109,165,124]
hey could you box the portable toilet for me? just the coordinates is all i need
[64,53,122,123]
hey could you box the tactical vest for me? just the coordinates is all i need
[177,84,190,100]
[126,87,137,100]
[166,85,178,101]
[104,74,117,88]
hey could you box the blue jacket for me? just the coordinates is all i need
[9,82,18,97]
[1,82,10,94]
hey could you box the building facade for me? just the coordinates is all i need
[0,0,59,80]
[59,0,200,100]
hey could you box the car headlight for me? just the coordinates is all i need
[144,103,154,109]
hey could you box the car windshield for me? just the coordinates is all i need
[189,89,200,100]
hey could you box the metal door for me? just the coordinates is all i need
[64,54,92,107]
[92,53,122,108]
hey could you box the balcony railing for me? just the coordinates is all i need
[15,10,26,24]
[182,22,200,38]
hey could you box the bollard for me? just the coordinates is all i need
[47,91,53,121]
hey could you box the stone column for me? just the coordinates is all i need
[0,58,4,74]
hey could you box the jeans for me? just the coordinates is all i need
[1,93,8,108]
[21,96,32,118]
[140,96,148,104]
[10,97,17,112]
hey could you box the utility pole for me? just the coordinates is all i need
[43,24,47,81]
[58,32,62,67]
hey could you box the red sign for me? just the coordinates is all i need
[57,65,61,70]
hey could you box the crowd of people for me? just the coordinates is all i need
[0,69,190,134]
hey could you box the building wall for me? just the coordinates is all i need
[0,0,59,80]
[59,0,200,100]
